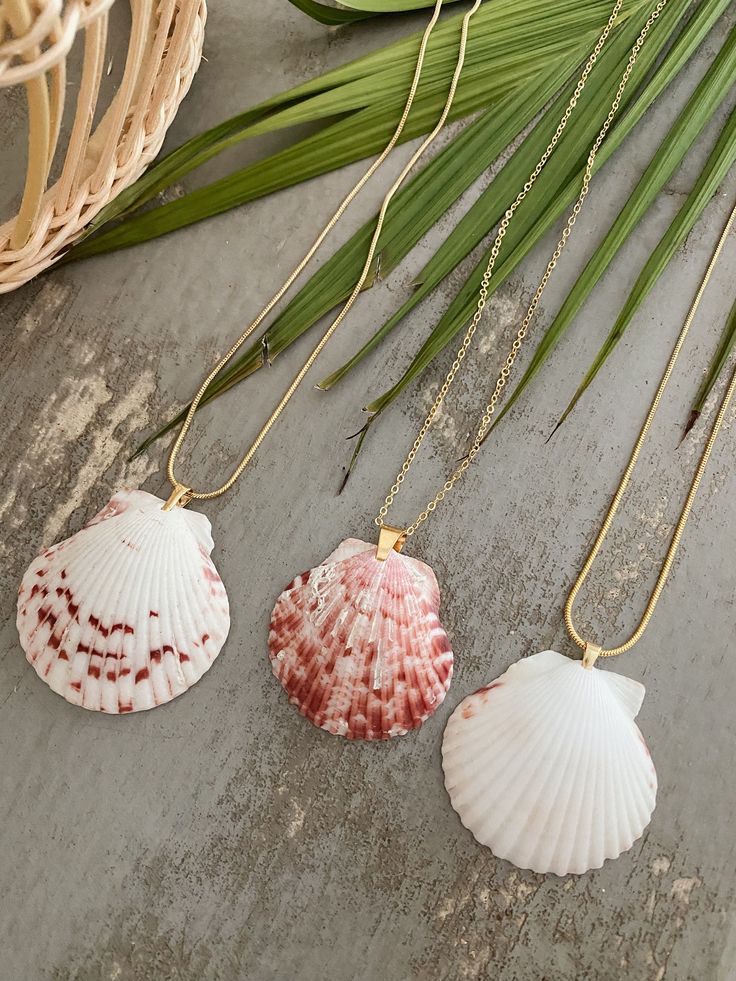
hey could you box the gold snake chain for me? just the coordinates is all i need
[165,0,482,504]
[376,0,669,535]
[566,197,736,661]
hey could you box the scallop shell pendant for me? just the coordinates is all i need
[268,538,453,740]
[17,489,230,713]
[442,650,657,875]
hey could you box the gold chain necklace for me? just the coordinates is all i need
[377,0,667,540]
[165,0,481,508]
[269,0,669,742]
[16,0,482,713]
[566,200,736,663]
[443,198,736,876]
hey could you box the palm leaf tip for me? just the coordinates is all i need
[286,0,465,22]
[285,0,375,24]
[339,420,372,492]
[679,409,700,444]
[530,26,736,436]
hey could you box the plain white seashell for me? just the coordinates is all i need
[442,650,657,875]
[17,489,230,713]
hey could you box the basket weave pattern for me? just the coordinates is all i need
[0,0,206,292]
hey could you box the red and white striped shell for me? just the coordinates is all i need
[268,538,453,740]
[17,489,230,713]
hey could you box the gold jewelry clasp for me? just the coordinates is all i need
[582,643,602,670]
[376,524,407,561]
[162,484,192,511]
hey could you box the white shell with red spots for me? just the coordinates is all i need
[17,489,230,713]
[442,650,657,875]
[268,538,453,740]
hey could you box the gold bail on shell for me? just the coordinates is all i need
[375,525,407,561]
[583,643,602,669]
[162,484,192,511]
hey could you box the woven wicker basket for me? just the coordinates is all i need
[0,0,206,293]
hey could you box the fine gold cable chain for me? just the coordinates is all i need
[166,0,482,503]
[377,0,668,536]
[565,198,736,659]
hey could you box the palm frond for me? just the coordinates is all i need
[682,296,736,440]
[548,98,736,436]
[64,0,647,260]
[65,0,732,472]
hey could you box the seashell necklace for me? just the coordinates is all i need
[443,197,736,875]
[17,0,483,713]
[269,0,670,740]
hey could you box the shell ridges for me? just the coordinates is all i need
[269,537,453,740]
[442,650,657,875]
[17,489,230,713]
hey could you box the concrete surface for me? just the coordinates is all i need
[2,4,736,980]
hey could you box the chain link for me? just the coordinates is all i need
[564,198,736,657]
[376,0,669,535]
[166,0,482,500]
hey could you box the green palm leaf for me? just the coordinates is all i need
[320,0,707,393]
[682,297,736,439]
[64,0,646,261]
[344,0,463,8]
[128,0,733,458]
[286,0,464,23]
[547,100,736,435]
[129,58,576,457]
[285,0,375,24]
[56,0,730,473]
[360,0,727,418]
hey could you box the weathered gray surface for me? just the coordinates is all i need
[2,5,736,980]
